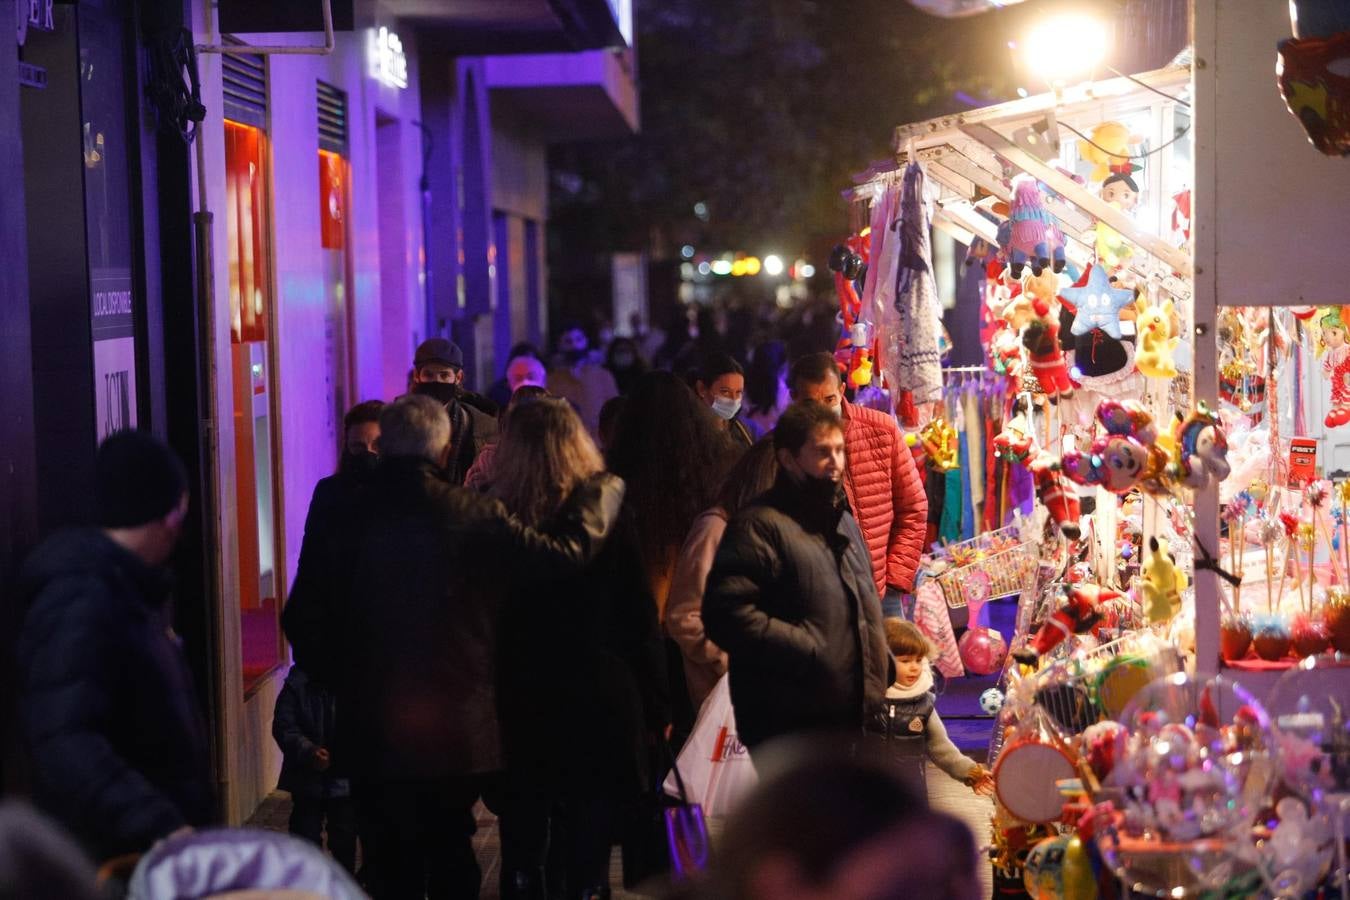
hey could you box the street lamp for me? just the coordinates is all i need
[762,254,784,276]
[1021,13,1109,86]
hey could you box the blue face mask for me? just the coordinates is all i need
[711,396,741,420]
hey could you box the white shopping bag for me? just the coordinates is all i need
[663,674,758,818]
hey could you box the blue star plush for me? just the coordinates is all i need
[1064,264,1135,339]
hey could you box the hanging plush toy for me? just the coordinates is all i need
[1134,298,1180,379]
[1322,307,1350,427]
[1023,299,1075,401]
[1137,536,1188,624]
[1168,402,1231,491]
[1096,171,1141,272]
[990,328,1024,384]
[1029,450,1081,540]
[1007,175,1067,279]
[1063,264,1136,340]
[1078,121,1138,182]
[1062,400,1156,494]
[1013,584,1123,664]
[993,411,1035,464]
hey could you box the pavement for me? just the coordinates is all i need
[245,760,994,900]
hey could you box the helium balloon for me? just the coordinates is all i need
[959,626,1007,676]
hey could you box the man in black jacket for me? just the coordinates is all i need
[703,403,891,755]
[295,394,624,900]
[409,338,499,484]
[14,431,213,862]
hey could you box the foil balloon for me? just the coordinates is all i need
[1023,833,1098,900]
[1095,674,1278,897]
[1277,27,1350,157]
[959,627,1007,676]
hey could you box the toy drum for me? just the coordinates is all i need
[993,738,1077,824]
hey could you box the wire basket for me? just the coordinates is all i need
[935,541,1041,613]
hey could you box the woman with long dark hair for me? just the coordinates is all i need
[487,398,666,899]
[605,371,738,625]
[667,438,779,709]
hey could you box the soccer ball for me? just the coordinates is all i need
[979,688,1005,715]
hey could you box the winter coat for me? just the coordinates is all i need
[272,666,349,800]
[283,467,376,685]
[448,397,499,485]
[840,399,928,595]
[702,476,891,749]
[14,529,214,861]
[311,457,623,781]
[865,669,975,786]
[666,508,731,709]
[498,515,669,800]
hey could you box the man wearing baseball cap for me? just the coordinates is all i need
[409,338,499,483]
[14,430,214,862]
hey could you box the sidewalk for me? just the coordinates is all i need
[245,761,992,899]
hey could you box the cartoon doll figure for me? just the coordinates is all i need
[1322,308,1350,428]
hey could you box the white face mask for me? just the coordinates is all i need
[829,402,843,419]
[711,396,742,420]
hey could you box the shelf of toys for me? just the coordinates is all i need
[827,6,1350,886]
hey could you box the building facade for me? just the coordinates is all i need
[2,0,636,823]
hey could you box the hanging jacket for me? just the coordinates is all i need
[15,529,214,861]
[703,475,891,749]
[840,399,929,595]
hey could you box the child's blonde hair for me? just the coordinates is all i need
[883,617,935,660]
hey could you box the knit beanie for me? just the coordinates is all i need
[95,430,189,528]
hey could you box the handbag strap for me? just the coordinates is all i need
[660,737,692,806]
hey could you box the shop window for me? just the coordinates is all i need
[318,81,353,457]
[225,118,284,693]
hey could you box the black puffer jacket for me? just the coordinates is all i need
[314,457,624,780]
[703,475,891,749]
[15,530,214,860]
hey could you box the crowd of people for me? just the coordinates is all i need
[9,313,990,899]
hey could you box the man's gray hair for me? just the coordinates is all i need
[378,395,451,463]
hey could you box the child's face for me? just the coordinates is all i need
[894,654,926,688]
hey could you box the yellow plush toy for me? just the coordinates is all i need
[1139,536,1188,623]
[1134,298,1180,379]
[1078,121,1136,182]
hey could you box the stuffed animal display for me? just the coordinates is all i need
[1013,583,1122,663]
[1138,536,1188,624]
[1029,451,1081,540]
[1023,299,1074,401]
[1007,175,1066,279]
[1078,121,1137,182]
[1135,298,1180,379]
[1063,264,1136,340]
[1168,402,1231,491]
[1062,400,1157,494]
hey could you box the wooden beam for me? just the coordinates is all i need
[894,65,1191,152]
[960,122,1192,275]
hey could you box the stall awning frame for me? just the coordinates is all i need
[849,65,1193,305]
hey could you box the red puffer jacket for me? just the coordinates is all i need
[841,400,928,596]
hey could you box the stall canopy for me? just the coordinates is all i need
[848,64,1193,308]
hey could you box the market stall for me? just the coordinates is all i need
[826,2,1350,894]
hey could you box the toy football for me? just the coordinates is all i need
[980,688,1006,715]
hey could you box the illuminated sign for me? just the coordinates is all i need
[368,26,407,89]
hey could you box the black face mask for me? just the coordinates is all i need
[796,471,843,510]
[563,348,587,364]
[340,450,379,477]
[611,352,636,369]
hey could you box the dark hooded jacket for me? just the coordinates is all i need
[14,529,213,860]
[304,457,624,780]
[702,475,891,749]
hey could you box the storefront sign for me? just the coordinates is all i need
[91,269,138,441]
[16,0,53,46]
[18,61,45,88]
[1290,437,1318,485]
[367,26,407,89]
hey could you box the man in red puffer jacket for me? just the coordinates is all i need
[789,353,928,616]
